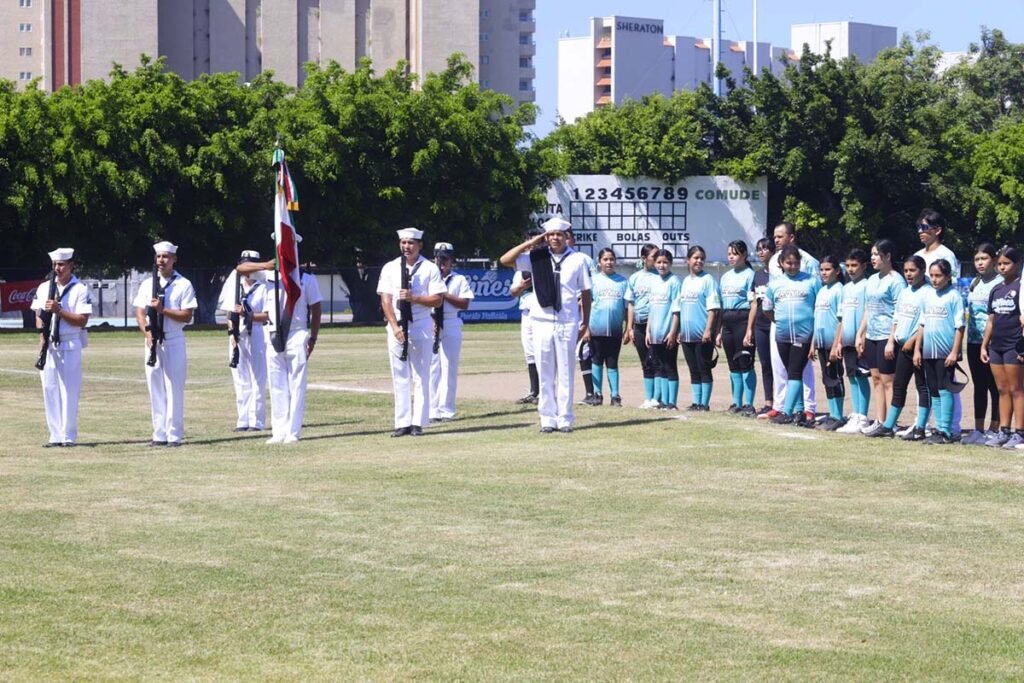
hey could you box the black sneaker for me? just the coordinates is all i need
[814,416,838,431]
[727,404,741,414]
[900,426,927,442]
[863,422,894,438]
[698,405,711,412]
[609,396,622,407]
[516,393,538,405]
[922,431,953,445]
[578,393,597,406]
[540,426,555,434]
[823,417,847,432]
[686,403,702,412]
[755,405,774,419]
[740,405,757,417]
[771,412,794,425]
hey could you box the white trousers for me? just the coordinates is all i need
[532,318,578,429]
[769,325,817,413]
[388,323,432,429]
[430,320,463,420]
[145,336,187,443]
[520,314,535,363]
[266,329,309,441]
[40,338,84,444]
[230,332,267,429]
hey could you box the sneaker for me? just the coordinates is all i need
[863,422,894,438]
[593,393,604,406]
[761,409,782,421]
[699,405,711,412]
[895,425,914,438]
[728,404,742,414]
[962,430,989,445]
[686,403,702,412]
[985,431,1011,448]
[516,393,538,405]
[814,416,839,431]
[900,426,927,442]
[805,411,817,424]
[610,396,622,407]
[859,419,881,435]
[740,405,757,417]
[771,412,795,425]
[1001,433,1024,450]
[922,431,953,445]
[639,399,659,409]
[836,414,865,434]
[974,430,998,446]
[823,417,847,432]
[755,405,775,419]
[578,393,597,406]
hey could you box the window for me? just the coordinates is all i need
[519,57,531,68]
[19,0,32,6]
[481,79,490,88]
[519,79,532,91]
[18,22,31,32]
[519,11,531,22]
[519,34,530,45]
[480,33,489,42]
[19,47,32,56]
[480,9,489,18]
[19,71,32,80]
[480,55,490,65]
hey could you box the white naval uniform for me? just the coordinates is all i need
[217,273,268,430]
[429,271,475,421]
[512,270,536,365]
[515,248,593,429]
[32,276,92,445]
[133,272,198,444]
[264,272,322,441]
[378,255,446,429]
[768,249,818,414]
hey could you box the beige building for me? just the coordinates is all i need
[1,0,535,105]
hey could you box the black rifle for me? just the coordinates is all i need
[145,263,165,367]
[432,302,443,354]
[399,262,412,361]
[34,269,58,370]
[228,273,241,368]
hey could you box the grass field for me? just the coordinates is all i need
[2,325,1024,680]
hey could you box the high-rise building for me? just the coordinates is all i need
[1,0,535,105]
[790,21,897,62]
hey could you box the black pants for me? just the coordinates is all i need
[680,341,715,384]
[590,335,622,369]
[817,352,845,399]
[650,343,679,381]
[777,341,810,377]
[967,342,998,424]
[633,322,656,379]
[721,310,754,372]
[754,324,773,402]
[891,347,930,410]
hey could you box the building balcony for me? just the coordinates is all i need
[520,67,536,79]
[596,76,611,86]
[519,43,535,57]
[519,0,536,9]
[596,57,611,68]
[518,90,536,103]
[596,94,612,106]
[519,20,535,32]
[596,38,611,49]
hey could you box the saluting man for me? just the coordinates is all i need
[133,241,198,447]
[218,250,269,432]
[500,216,593,433]
[237,239,322,444]
[33,247,92,447]
[378,227,446,437]
[429,242,475,422]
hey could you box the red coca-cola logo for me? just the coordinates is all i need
[0,280,40,312]
[7,288,35,304]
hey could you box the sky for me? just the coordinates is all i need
[529,0,1023,137]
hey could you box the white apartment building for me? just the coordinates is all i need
[790,21,897,62]
[1,0,535,105]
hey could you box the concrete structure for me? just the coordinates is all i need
[557,15,794,124]
[1,0,535,105]
[790,21,897,62]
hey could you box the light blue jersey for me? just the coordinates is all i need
[647,273,682,343]
[892,284,927,345]
[813,281,843,350]
[674,272,722,343]
[864,271,906,340]
[839,278,867,347]
[625,269,657,324]
[920,285,965,359]
[589,272,629,337]
[719,267,755,311]
[966,274,1000,344]
[765,272,820,344]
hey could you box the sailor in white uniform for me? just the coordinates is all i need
[428,242,475,422]
[218,250,269,432]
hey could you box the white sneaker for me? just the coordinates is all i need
[859,419,880,435]
[836,414,865,434]
[640,399,659,409]
[1002,433,1024,450]
[985,431,1011,448]
[895,424,914,438]
[266,435,284,444]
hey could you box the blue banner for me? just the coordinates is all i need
[460,268,521,322]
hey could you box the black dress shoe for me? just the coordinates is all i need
[148,440,168,447]
[233,427,249,432]
[410,425,423,436]
[43,442,62,448]
[559,426,573,433]
[167,442,183,448]
[540,426,555,434]
[62,442,76,448]
[391,427,411,438]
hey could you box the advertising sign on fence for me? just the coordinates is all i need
[0,280,39,313]
[460,269,520,322]
[532,175,767,262]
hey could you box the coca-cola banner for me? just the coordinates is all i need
[0,280,40,312]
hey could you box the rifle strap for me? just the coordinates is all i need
[156,273,177,336]
[398,260,423,322]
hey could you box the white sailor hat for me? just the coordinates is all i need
[434,242,454,257]
[269,232,303,243]
[238,249,261,263]
[542,216,571,234]
[47,247,74,262]
[397,227,424,240]
[153,241,178,255]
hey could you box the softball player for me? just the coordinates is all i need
[676,245,721,411]
[962,243,1001,444]
[811,255,845,429]
[645,250,683,410]
[856,239,905,433]
[834,249,871,433]
[914,259,965,445]
[719,240,757,415]
[746,238,776,416]
[979,246,1024,449]
[624,244,660,408]
[588,248,629,406]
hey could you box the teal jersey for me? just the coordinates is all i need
[920,285,965,359]
[647,273,682,343]
[892,284,927,345]
[719,267,755,311]
[864,271,906,340]
[765,271,820,344]
[674,272,722,343]
[838,278,867,347]
[589,272,629,337]
[813,281,843,350]
[625,269,657,323]
[966,275,1000,344]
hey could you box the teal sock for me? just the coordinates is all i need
[644,377,655,400]
[690,383,701,406]
[853,376,870,415]
[591,364,604,395]
[784,379,803,415]
[742,370,756,405]
[668,380,680,406]
[730,373,742,407]
[700,382,713,407]
[607,368,620,397]
[939,389,954,434]
[655,378,665,404]
[829,397,843,420]
[883,405,901,430]
[915,405,930,429]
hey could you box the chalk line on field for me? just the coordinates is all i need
[308,383,390,395]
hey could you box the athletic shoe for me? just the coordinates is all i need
[639,399,658,409]
[728,404,742,414]
[771,412,795,425]
[823,417,847,432]
[578,393,597,406]
[805,411,817,424]
[814,416,839,430]
[755,405,775,419]
[516,393,538,405]
[895,425,914,438]
[593,393,604,406]
[699,405,711,412]
[610,396,622,407]
[740,405,757,417]
[922,431,953,445]
[900,426,927,442]
[1001,433,1024,450]
[686,403,702,412]
[558,426,573,433]
[863,422,894,438]
[985,431,1011,448]
[662,404,679,411]
[539,426,555,434]
[859,419,881,435]
[836,414,866,434]
[959,430,983,445]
